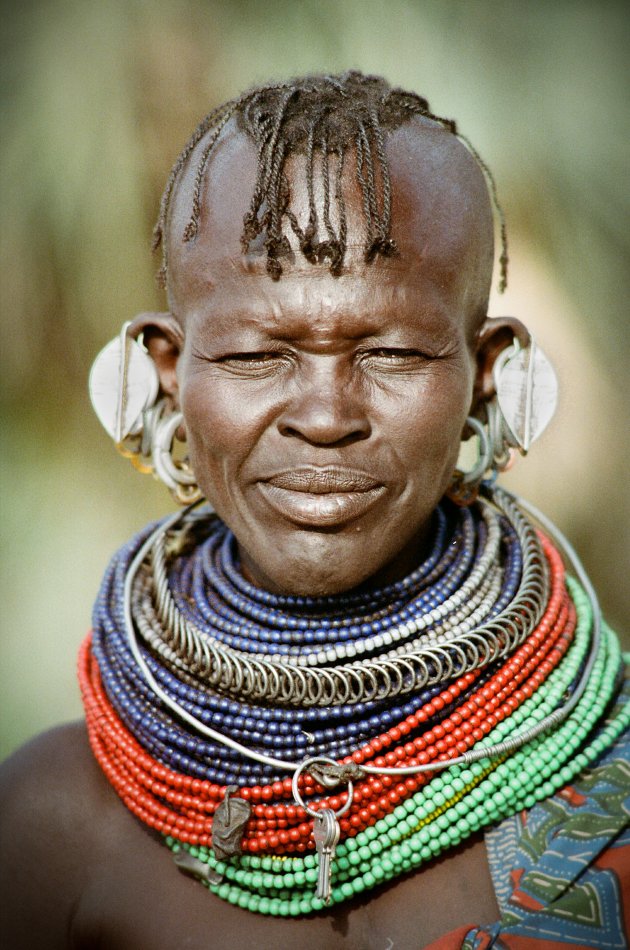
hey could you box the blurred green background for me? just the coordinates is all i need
[1,0,629,761]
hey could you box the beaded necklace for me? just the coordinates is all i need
[79,485,628,916]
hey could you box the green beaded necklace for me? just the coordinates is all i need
[166,581,628,916]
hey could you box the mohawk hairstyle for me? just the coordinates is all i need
[152,70,508,290]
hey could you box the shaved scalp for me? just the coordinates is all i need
[153,71,507,293]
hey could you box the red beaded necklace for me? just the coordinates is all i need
[79,532,572,855]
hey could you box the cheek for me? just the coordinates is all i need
[179,373,271,485]
[387,367,472,470]
[180,377,237,474]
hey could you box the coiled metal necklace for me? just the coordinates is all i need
[79,484,628,915]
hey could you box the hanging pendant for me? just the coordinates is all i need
[211,786,252,860]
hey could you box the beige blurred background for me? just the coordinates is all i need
[1,0,628,760]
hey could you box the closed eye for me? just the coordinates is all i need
[191,345,292,364]
[358,348,434,368]
[221,352,282,363]
[211,349,296,377]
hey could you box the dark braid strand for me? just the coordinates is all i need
[334,145,348,273]
[155,71,509,288]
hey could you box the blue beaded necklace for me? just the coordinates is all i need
[92,497,523,786]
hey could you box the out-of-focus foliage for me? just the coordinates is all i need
[1,0,628,758]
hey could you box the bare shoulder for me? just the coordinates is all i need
[0,722,114,949]
[2,719,101,782]
[0,720,111,837]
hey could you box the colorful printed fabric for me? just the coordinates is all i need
[455,679,630,950]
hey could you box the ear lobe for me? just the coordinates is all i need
[128,311,183,402]
[472,316,529,410]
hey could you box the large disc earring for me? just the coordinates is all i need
[448,336,559,504]
[493,336,558,455]
[89,322,202,504]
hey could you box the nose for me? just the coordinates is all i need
[277,359,371,446]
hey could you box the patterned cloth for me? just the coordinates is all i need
[428,680,630,949]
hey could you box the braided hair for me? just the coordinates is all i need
[153,70,508,290]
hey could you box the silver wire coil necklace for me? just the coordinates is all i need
[116,484,600,777]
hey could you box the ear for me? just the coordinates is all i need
[128,312,183,405]
[471,316,529,412]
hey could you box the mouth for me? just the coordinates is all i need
[258,467,386,527]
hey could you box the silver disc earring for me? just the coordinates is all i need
[449,336,559,503]
[493,336,558,456]
[89,321,159,443]
[89,322,202,503]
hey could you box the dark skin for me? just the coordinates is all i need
[0,120,527,949]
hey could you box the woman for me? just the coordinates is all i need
[1,72,627,949]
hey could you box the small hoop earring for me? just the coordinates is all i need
[151,403,202,505]
[458,415,492,486]
[89,323,202,505]
[447,415,492,506]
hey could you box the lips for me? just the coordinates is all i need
[258,467,386,527]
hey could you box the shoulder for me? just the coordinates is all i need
[1,719,95,780]
[0,722,116,949]
[0,720,111,830]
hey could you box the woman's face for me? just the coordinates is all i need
[163,124,495,595]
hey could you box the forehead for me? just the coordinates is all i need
[165,118,493,320]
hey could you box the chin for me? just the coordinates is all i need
[241,526,412,597]
[283,567,369,598]
[260,551,372,597]
[269,571,370,598]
